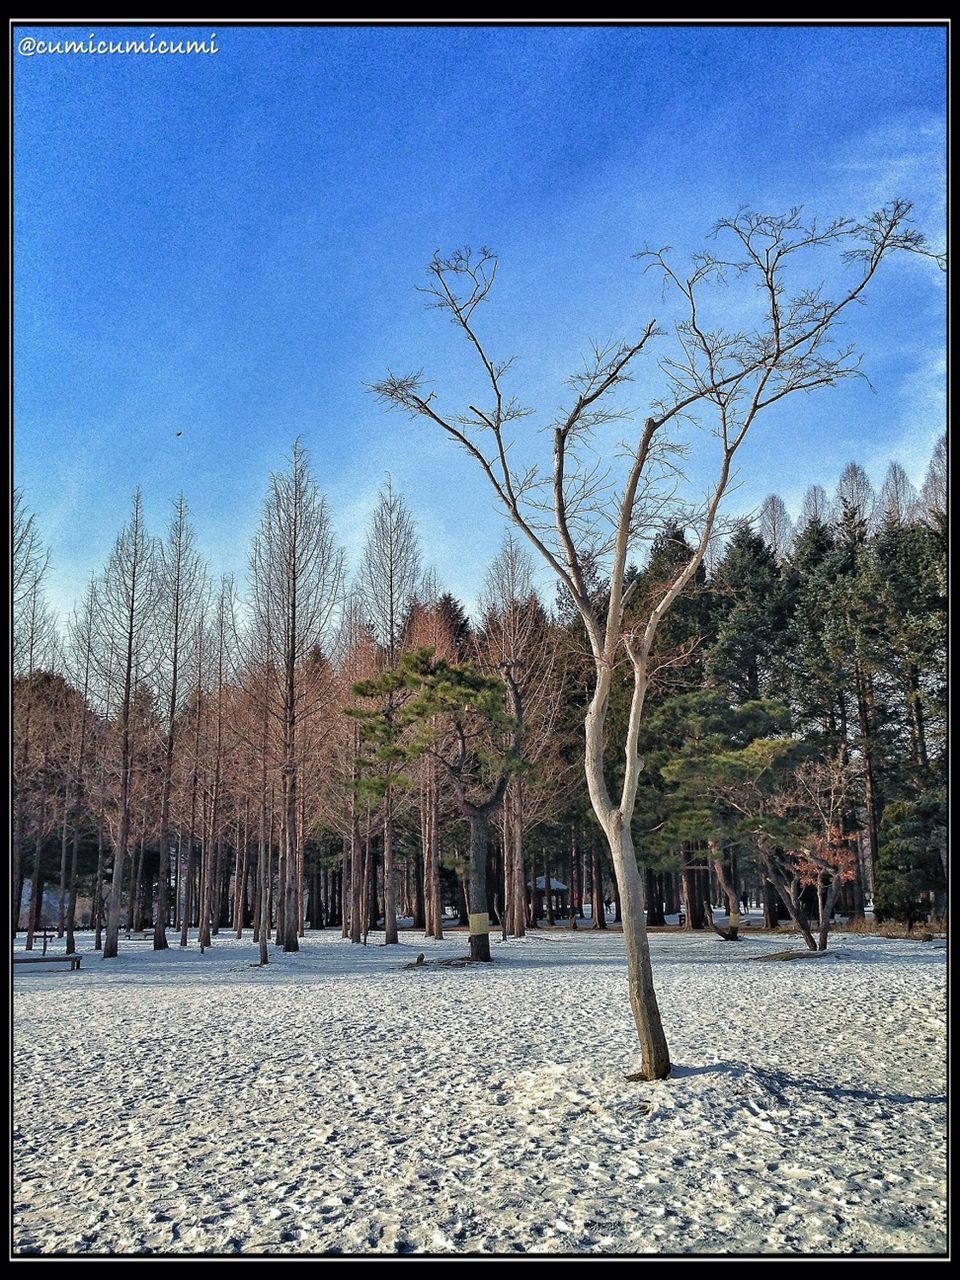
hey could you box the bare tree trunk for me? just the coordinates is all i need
[93,818,105,951]
[234,803,249,939]
[708,845,741,941]
[349,804,363,944]
[512,794,525,938]
[361,809,373,946]
[762,860,817,952]
[568,826,579,929]
[467,812,492,962]
[65,819,81,955]
[58,785,70,938]
[257,800,270,967]
[382,787,398,945]
[645,868,665,926]
[26,839,44,951]
[340,842,350,939]
[608,822,670,1080]
[413,844,426,931]
[544,846,555,925]
[591,846,606,930]
[817,874,845,952]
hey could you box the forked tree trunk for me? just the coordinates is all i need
[817,874,845,952]
[708,846,741,941]
[761,857,817,951]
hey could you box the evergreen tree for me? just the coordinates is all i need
[706,523,790,704]
[874,790,946,926]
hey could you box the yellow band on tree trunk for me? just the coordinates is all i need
[468,913,490,936]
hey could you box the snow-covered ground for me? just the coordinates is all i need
[13,928,947,1256]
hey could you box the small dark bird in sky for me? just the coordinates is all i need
[176,431,183,437]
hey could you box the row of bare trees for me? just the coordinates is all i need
[12,457,572,965]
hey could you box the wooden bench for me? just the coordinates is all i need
[13,953,83,971]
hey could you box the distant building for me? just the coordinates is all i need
[528,875,568,919]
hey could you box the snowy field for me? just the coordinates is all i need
[13,928,947,1256]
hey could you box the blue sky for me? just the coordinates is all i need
[14,22,946,620]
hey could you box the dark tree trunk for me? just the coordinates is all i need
[413,847,426,930]
[26,849,44,951]
[591,845,606,929]
[906,662,929,771]
[65,827,80,956]
[467,813,492,962]
[382,793,398,945]
[762,879,780,929]
[93,821,105,950]
[527,847,539,928]
[645,868,665,926]
[681,858,704,929]
[568,827,579,929]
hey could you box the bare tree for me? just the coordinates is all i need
[13,488,50,615]
[12,502,55,936]
[796,483,830,533]
[832,461,876,527]
[153,496,207,949]
[95,490,161,959]
[248,441,344,952]
[373,202,935,1078]
[358,478,422,944]
[759,493,794,562]
[915,432,946,525]
[330,592,380,944]
[60,581,99,947]
[477,533,567,938]
[877,461,918,528]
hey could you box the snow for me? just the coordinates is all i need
[13,928,946,1256]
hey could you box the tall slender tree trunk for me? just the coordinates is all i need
[93,817,105,950]
[257,793,270,966]
[382,787,398,945]
[413,846,426,931]
[568,826,579,929]
[361,809,373,946]
[854,666,880,898]
[591,846,606,930]
[645,868,665,926]
[349,806,363,944]
[58,784,70,938]
[26,838,44,951]
[512,794,525,938]
[467,810,492,962]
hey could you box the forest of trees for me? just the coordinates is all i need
[12,435,946,964]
